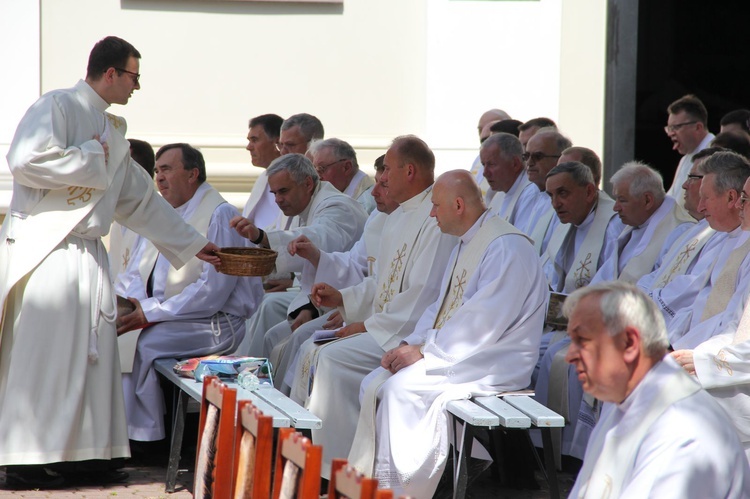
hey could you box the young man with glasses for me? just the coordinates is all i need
[665,94,715,204]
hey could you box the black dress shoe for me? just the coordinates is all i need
[62,469,130,485]
[4,465,65,489]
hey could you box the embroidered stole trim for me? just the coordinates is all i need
[575,367,700,499]
[433,216,525,328]
[531,205,556,254]
[615,202,695,283]
[651,223,714,289]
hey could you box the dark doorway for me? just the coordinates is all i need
[634,0,750,191]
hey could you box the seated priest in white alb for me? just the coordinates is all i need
[480,132,538,230]
[230,153,368,358]
[347,170,548,498]
[534,160,695,461]
[265,162,399,390]
[469,108,511,198]
[673,169,750,460]
[523,129,572,254]
[664,152,750,351]
[309,138,376,214]
[298,135,459,478]
[566,282,750,497]
[638,148,719,322]
[118,143,264,442]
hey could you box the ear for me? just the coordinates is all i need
[104,67,117,84]
[513,156,525,174]
[305,175,315,192]
[405,163,416,180]
[342,160,353,174]
[455,196,465,214]
[585,183,597,202]
[621,326,641,364]
[643,191,655,209]
[187,167,200,183]
[727,188,739,207]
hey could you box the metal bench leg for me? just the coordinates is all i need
[541,428,560,499]
[165,389,188,493]
[452,420,474,499]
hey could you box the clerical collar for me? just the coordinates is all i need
[400,185,433,212]
[297,182,322,226]
[76,80,109,113]
[726,224,743,239]
[174,182,211,218]
[460,210,492,245]
[575,201,598,229]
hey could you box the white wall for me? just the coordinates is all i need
[0,0,607,212]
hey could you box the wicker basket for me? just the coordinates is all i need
[216,247,278,276]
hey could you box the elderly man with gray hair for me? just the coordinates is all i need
[565,281,749,497]
[309,138,375,213]
[231,153,368,357]
[278,113,325,155]
[479,132,538,231]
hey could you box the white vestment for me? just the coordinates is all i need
[639,219,717,326]
[591,195,694,284]
[525,189,560,254]
[666,133,715,204]
[272,210,388,390]
[487,172,538,232]
[0,80,207,466]
[236,181,368,357]
[694,303,750,459]
[349,215,548,498]
[670,228,750,350]
[303,186,458,477]
[120,183,263,441]
[243,169,285,230]
[570,357,750,498]
[468,154,491,197]
[344,170,376,214]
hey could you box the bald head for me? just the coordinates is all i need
[478,109,511,139]
[430,170,486,236]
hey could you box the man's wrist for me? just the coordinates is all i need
[251,228,265,245]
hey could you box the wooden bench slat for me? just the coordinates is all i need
[502,395,565,427]
[254,387,322,430]
[473,396,531,428]
[446,399,500,427]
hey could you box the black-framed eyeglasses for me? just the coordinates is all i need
[114,68,140,84]
[522,151,561,163]
[686,174,704,183]
[664,121,697,133]
[741,193,750,208]
[315,158,346,175]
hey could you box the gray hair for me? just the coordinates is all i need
[480,132,523,160]
[308,137,359,171]
[267,153,319,187]
[563,281,669,357]
[546,161,594,186]
[534,129,573,155]
[611,161,665,202]
[698,151,750,194]
[562,146,602,185]
[280,113,324,143]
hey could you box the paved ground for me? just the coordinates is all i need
[0,413,576,498]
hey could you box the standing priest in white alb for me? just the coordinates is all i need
[347,170,548,498]
[0,36,220,488]
[566,282,750,498]
[117,143,264,443]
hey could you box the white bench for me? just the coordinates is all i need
[153,357,322,493]
[446,394,564,499]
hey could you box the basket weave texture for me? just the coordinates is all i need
[216,247,278,276]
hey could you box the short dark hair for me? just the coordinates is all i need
[720,109,750,133]
[390,135,435,173]
[249,114,284,141]
[693,146,727,163]
[711,132,750,159]
[667,94,708,125]
[489,119,523,137]
[155,143,206,184]
[129,139,155,178]
[519,117,557,132]
[374,154,386,173]
[86,36,141,80]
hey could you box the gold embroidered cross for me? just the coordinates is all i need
[378,243,408,309]
[435,269,467,329]
[655,238,699,288]
[67,186,95,205]
[573,253,593,288]
[714,349,734,376]
[122,247,130,269]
